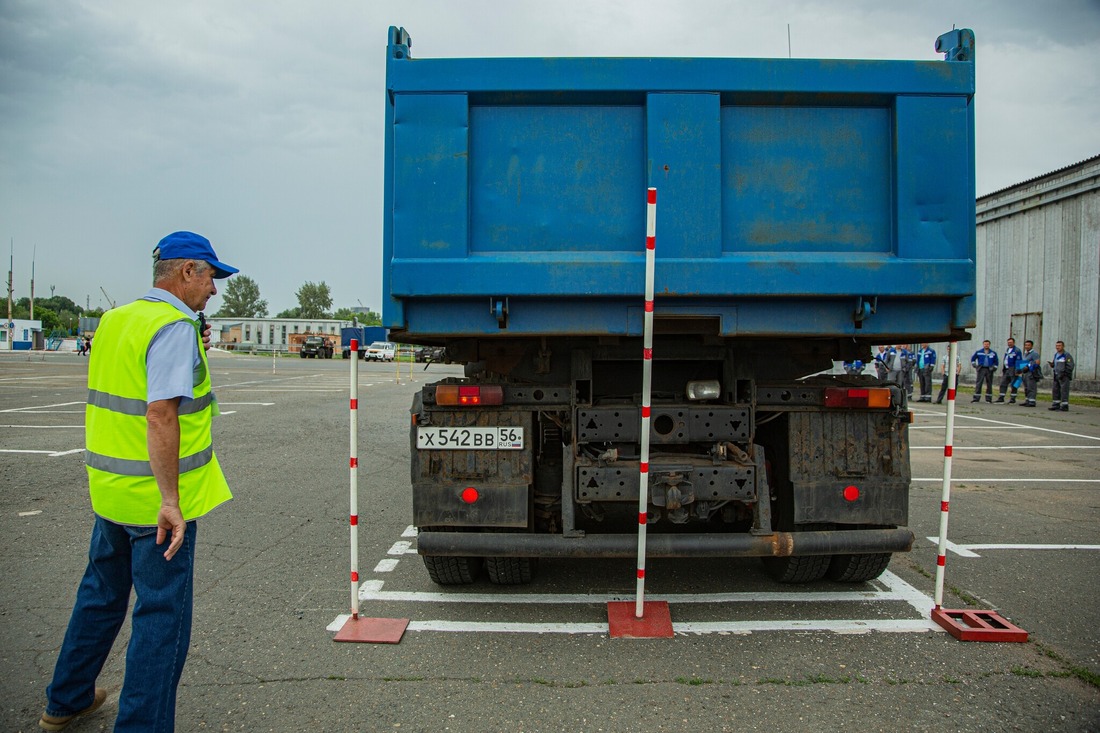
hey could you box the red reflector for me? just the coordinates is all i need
[460,487,479,504]
[843,485,860,502]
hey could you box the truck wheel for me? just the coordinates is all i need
[761,555,831,583]
[423,555,482,585]
[486,557,537,585]
[300,352,306,358]
[826,553,892,582]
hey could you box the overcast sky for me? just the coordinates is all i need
[2,0,1098,316]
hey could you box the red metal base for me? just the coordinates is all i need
[333,616,410,644]
[931,608,1028,642]
[607,601,674,638]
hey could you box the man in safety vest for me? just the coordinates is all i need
[41,231,237,732]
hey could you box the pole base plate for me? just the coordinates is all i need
[607,601,674,638]
[333,616,410,644]
[931,608,1028,642]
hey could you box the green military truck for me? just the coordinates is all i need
[300,336,334,359]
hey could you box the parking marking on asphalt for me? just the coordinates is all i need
[328,569,938,636]
[0,401,85,413]
[926,537,1100,557]
[911,410,1100,443]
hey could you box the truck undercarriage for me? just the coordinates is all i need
[410,336,914,586]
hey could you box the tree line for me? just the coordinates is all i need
[6,277,379,334]
[213,276,380,324]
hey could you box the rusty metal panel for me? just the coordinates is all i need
[413,409,533,527]
[787,411,910,525]
[575,463,755,502]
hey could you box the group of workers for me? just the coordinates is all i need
[850,337,1076,411]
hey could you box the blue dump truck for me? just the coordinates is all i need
[383,27,976,585]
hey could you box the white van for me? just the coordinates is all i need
[365,342,396,361]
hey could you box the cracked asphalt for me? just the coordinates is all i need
[1,353,1097,732]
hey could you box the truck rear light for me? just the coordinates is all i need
[823,387,891,409]
[435,385,504,406]
[843,485,860,501]
[460,487,479,504]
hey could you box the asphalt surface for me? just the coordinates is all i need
[1,352,1097,732]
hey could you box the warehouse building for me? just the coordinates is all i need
[971,154,1100,391]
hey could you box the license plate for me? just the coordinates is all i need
[417,426,524,450]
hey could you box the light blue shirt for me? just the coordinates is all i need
[142,288,201,404]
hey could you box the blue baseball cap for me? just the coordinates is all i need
[153,231,238,279]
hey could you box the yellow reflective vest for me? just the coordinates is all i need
[85,299,231,525]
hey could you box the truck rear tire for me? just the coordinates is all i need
[826,552,892,582]
[485,557,537,585]
[761,555,831,583]
[423,555,482,585]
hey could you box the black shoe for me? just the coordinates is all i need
[986,397,992,403]
[1049,404,1060,410]
[1008,398,1016,404]
[1061,405,1069,412]
[934,399,942,404]
[1027,401,1036,407]
[995,397,1005,403]
[971,397,980,403]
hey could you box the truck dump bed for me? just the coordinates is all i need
[383,27,976,342]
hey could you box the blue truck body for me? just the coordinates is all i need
[340,325,387,359]
[386,27,977,586]
[383,27,975,342]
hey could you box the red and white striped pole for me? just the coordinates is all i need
[933,340,958,609]
[635,187,657,618]
[348,338,361,621]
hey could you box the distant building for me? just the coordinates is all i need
[207,317,351,353]
[0,318,43,351]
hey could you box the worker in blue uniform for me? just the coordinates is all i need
[915,343,936,402]
[969,340,998,403]
[1017,340,1041,407]
[873,346,889,381]
[997,337,1022,403]
[898,345,916,398]
[1048,340,1075,411]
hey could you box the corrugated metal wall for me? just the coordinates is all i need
[968,156,1100,387]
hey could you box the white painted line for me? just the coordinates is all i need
[218,402,275,406]
[219,411,237,415]
[912,445,1100,451]
[0,449,56,455]
[913,478,1100,483]
[387,540,414,556]
[401,525,417,538]
[926,537,1100,557]
[910,425,1020,430]
[963,543,1100,551]
[374,558,400,573]
[0,401,85,413]
[924,537,980,557]
[358,588,894,604]
[911,410,1100,443]
[18,510,42,517]
[331,565,942,637]
[0,425,83,429]
[49,449,84,457]
[407,620,607,634]
[876,570,937,618]
[404,618,938,635]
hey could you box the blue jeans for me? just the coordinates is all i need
[46,516,196,732]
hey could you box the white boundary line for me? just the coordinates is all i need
[927,536,1100,557]
[911,409,1100,443]
[913,478,1100,483]
[912,445,1100,451]
[329,570,939,636]
[0,401,85,413]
